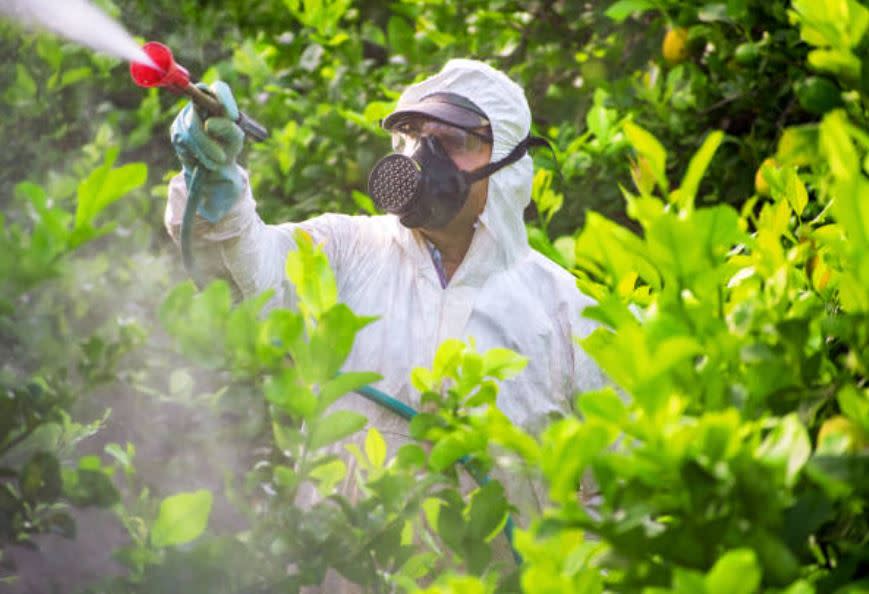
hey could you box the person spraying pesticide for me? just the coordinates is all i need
[164,59,608,593]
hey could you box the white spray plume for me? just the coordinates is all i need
[0,0,156,68]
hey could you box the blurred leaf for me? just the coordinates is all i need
[319,372,383,411]
[755,414,811,486]
[481,348,527,380]
[20,452,61,503]
[783,168,809,217]
[577,388,627,424]
[604,0,654,22]
[75,149,147,231]
[467,481,507,542]
[151,490,213,548]
[308,410,367,449]
[624,121,668,192]
[365,427,387,469]
[673,130,724,210]
[705,549,761,594]
[286,229,338,322]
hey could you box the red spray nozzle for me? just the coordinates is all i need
[129,41,269,142]
[129,42,190,90]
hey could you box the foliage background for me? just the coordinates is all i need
[1,0,868,593]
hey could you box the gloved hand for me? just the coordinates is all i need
[170,81,245,223]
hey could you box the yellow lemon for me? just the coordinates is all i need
[662,28,689,65]
[817,415,869,453]
[754,158,777,196]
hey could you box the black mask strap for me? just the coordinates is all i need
[466,135,552,183]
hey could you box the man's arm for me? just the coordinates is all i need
[165,167,299,307]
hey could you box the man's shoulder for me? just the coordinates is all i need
[301,212,393,231]
[293,212,398,246]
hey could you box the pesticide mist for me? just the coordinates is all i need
[0,0,155,67]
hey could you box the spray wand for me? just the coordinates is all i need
[129,42,269,280]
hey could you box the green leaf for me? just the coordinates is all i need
[75,151,147,230]
[777,125,819,167]
[64,468,119,507]
[396,444,426,469]
[150,490,213,548]
[59,67,92,89]
[285,229,338,321]
[274,465,299,491]
[705,549,761,594]
[319,371,383,411]
[411,367,436,393]
[432,338,465,381]
[309,458,347,493]
[577,388,627,424]
[21,452,62,503]
[429,433,478,472]
[307,304,376,381]
[78,455,102,471]
[481,348,527,380]
[837,385,869,434]
[674,130,724,210]
[466,481,508,542]
[783,168,809,217]
[351,190,377,215]
[624,121,668,193]
[820,110,859,182]
[465,381,497,408]
[541,418,611,504]
[387,16,415,58]
[574,211,661,291]
[365,427,387,468]
[486,409,541,463]
[823,116,869,255]
[780,581,815,594]
[698,3,732,22]
[604,0,654,22]
[808,49,861,82]
[308,410,367,449]
[755,414,811,486]
[265,368,317,419]
[647,204,744,291]
[434,491,465,553]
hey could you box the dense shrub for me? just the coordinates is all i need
[1,0,867,592]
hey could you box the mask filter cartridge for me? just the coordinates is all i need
[367,154,421,214]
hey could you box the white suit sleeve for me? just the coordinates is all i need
[165,168,354,308]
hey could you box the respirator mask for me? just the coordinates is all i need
[367,126,537,229]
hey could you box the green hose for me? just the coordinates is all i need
[180,165,204,287]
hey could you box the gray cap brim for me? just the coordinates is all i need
[382,92,490,130]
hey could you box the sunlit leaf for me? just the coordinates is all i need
[150,490,213,548]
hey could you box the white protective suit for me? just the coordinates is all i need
[166,59,607,590]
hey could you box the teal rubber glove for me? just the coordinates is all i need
[170,81,245,223]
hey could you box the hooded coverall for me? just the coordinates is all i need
[166,59,607,592]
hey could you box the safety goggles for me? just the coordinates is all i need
[390,117,493,158]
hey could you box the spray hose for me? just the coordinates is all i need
[179,167,205,284]
[353,382,522,565]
